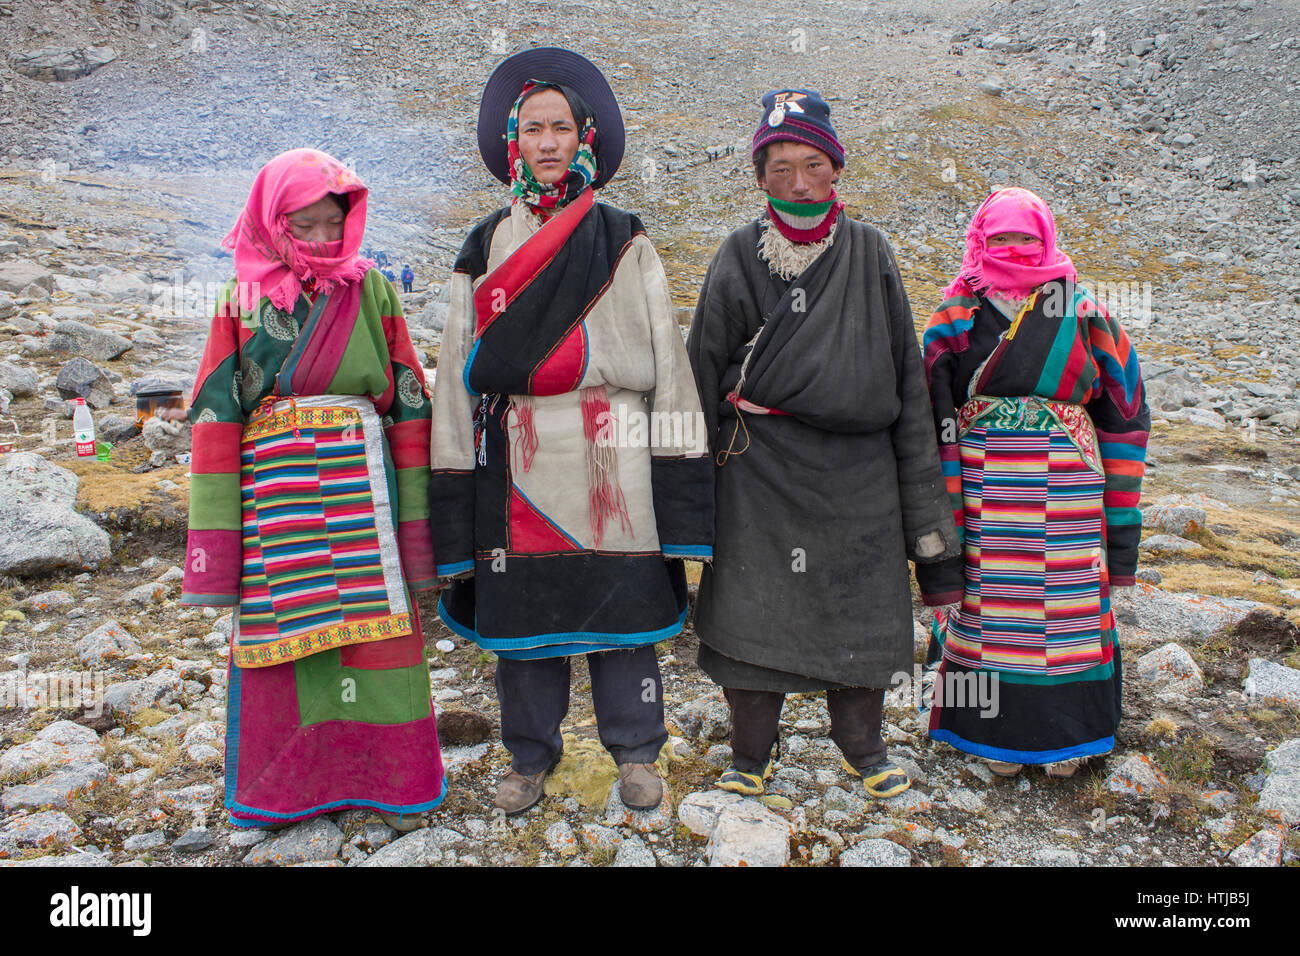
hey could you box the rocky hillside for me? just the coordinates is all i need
[0,0,1297,867]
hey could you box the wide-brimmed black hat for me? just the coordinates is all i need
[477,47,625,189]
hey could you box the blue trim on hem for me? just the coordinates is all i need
[437,596,687,655]
[227,774,449,829]
[436,560,474,576]
[660,545,712,558]
[928,728,1114,765]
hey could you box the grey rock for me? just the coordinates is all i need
[1,762,107,810]
[706,801,790,867]
[157,784,216,813]
[55,357,115,409]
[1139,534,1205,555]
[21,590,74,611]
[103,670,183,715]
[0,362,38,397]
[603,780,674,832]
[840,838,911,867]
[946,788,986,814]
[10,46,117,81]
[1229,827,1284,867]
[0,259,54,294]
[677,790,745,836]
[357,827,444,866]
[1105,754,1170,798]
[1136,643,1205,695]
[544,820,578,855]
[1142,504,1207,536]
[49,322,132,362]
[1257,738,1300,824]
[0,720,103,775]
[1034,846,1082,866]
[122,831,168,852]
[245,816,345,865]
[674,694,731,741]
[75,620,141,664]
[0,810,81,847]
[977,79,1004,96]
[703,743,732,768]
[173,828,214,853]
[97,414,140,443]
[1244,658,1300,707]
[612,835,656,867]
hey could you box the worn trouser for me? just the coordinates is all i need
[495,646,667,775]
[724,686,887,773]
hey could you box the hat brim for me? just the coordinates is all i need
[477,47,625,189]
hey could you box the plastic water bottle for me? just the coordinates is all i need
[72,398,95,457]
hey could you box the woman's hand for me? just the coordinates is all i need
[157,407,189,423]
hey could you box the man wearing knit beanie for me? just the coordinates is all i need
[751,89,846,248]
[686,89,959,805]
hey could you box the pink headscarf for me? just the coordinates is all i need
[943,186,1076,301]
[222,148,375,313]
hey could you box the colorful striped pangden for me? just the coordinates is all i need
[234,397,412,668]
[944,399,1108,677]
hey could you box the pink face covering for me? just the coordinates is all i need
[943,187,1076,301]
[986,242,1043,268]
[222,148,375,313]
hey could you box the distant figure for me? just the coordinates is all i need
[381,265,396,284]
[401,264,415,293]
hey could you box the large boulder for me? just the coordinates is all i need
[0,453,110,575]
[55,357,115,409]
[0,259,53,294]
[48,321,132,362]
[0,362,39,397]
[9,46,117,81]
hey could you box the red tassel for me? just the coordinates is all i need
[580,385,632,548]
[512,396,538,472]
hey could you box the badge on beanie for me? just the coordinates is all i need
[768,92,807,127]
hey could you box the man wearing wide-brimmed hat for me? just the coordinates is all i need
[429,48,714,816]
[687,89,959,801]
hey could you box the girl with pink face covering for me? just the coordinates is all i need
[181,148,445,831]
[918,187,1150,779]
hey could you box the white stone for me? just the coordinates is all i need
[1136,643,1204,695]
[706,801,791,867]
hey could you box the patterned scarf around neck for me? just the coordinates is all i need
[766,189,843,244]
[506,80,598,211]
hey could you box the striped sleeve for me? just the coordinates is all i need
[914,289,978,605]
[181,279,245,606]
[1080,292,1149,587]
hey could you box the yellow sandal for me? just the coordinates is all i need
[842,757,912,799]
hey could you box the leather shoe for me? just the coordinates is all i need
[495,767,550,816]
[618,762,663,810]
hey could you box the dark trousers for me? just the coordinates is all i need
[495,646,667,775]
[724,686,887,773]
[402,280,413,292]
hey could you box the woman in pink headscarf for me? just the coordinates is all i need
[918,187,1150,779]
[180,148,445,830]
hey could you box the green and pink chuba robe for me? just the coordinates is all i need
[181,270,445,827]
[430,190,714,659]
[918,276,1148,764]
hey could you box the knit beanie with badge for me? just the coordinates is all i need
[751,89,846,244]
